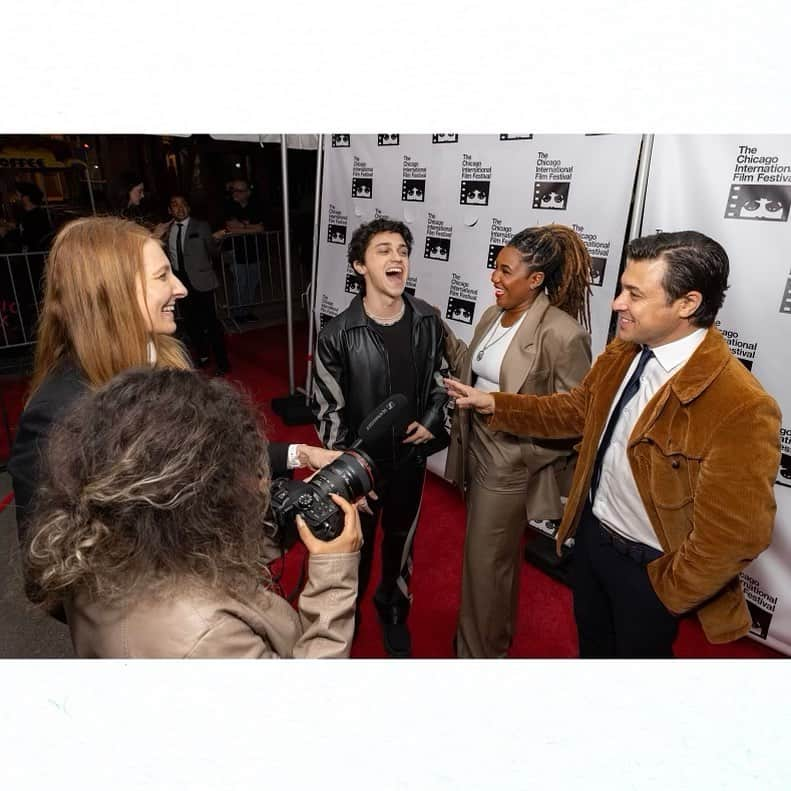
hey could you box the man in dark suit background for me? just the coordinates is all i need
[164,195,230,375]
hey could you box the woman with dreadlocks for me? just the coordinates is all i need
[442,224,592,658]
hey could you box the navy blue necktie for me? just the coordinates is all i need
[590,346,655,501]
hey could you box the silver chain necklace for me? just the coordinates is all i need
[475,312,516,362]
[364,299,405,326]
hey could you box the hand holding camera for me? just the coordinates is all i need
[296,494,363,555]
[270,394,409,543]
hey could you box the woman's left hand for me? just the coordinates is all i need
[402,421,434,444]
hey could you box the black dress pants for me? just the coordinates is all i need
[572,500,678,658]
[358,458,426,623]
[182,288,229,370]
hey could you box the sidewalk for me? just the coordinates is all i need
[0,472,73,658]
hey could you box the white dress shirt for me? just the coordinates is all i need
[592,328,707,549]
[168,216,190,268]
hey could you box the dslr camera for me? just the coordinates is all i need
[270,394,408,543]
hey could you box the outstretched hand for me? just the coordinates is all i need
[443,378,496,415]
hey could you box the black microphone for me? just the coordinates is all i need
[351,394,410,449]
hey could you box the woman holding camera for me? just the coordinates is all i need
[24,368,362,658]
[443,224,593,658]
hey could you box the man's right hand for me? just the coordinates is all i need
[296,493,363,555]
[297,445,342,471]
[443,377,495,414]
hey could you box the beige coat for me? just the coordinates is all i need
[65,553,359,658]
[444,292,592,512]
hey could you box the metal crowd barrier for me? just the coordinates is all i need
[0,251,46,350]
[216,230,309,330]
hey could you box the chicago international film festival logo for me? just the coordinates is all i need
[352,155,374,200]
[742,572,778,640]
[446,272,478,326]
[460,153,493,206]
[533,181,570,210]
[590,257,606,286]
[402,154,427,203]
[352,178,372,199]
[345,269,361,295]
[433,134,458,144]
[533,152,573,211]
[327,205,348,245]
[319,295,339,329]
[725,184,791,221]
[378,134,400,146]
[424,213,453,262]
[425,236,450,261]
[487,218,514,269]
[327,224,346,244]
[402,180,425,202]
[332,134,350,147]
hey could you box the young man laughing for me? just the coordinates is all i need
[313,217,448,657]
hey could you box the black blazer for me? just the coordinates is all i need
[8,361,290,544]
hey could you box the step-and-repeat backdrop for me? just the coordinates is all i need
[314,133,641,475]
[642,135,791,656]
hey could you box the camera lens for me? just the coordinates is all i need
[309,450,377,503]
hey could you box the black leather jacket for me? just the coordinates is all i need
[312,293,448,457]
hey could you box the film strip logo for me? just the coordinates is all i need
[424,236,451,261]
[401,179,425,202]
[351,178,372,199]
[446,297,475,325]
[724,184,791,222]
[533,181,570,210]
[590,257,607,287]
[327,224,346,245]
[487,244,503,270]
[460,180,490,206]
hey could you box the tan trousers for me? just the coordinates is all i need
[455,479,530,658]
[455,415,568,658]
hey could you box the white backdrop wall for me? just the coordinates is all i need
[642,135,791,656]
[315,134,642,474]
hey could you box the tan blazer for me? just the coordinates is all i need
[65,553,359,658]
[444,292,592,512]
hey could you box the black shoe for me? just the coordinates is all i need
[378,606,411,658]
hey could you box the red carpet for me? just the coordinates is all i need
[227,322,783,659]
[3,322,784,658]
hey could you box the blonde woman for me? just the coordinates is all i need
[9,216,333,545]
[9,216,190,541]
[443,225,593,658]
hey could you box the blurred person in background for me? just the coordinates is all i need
[217,178,264,323]
[162,194,230,376]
